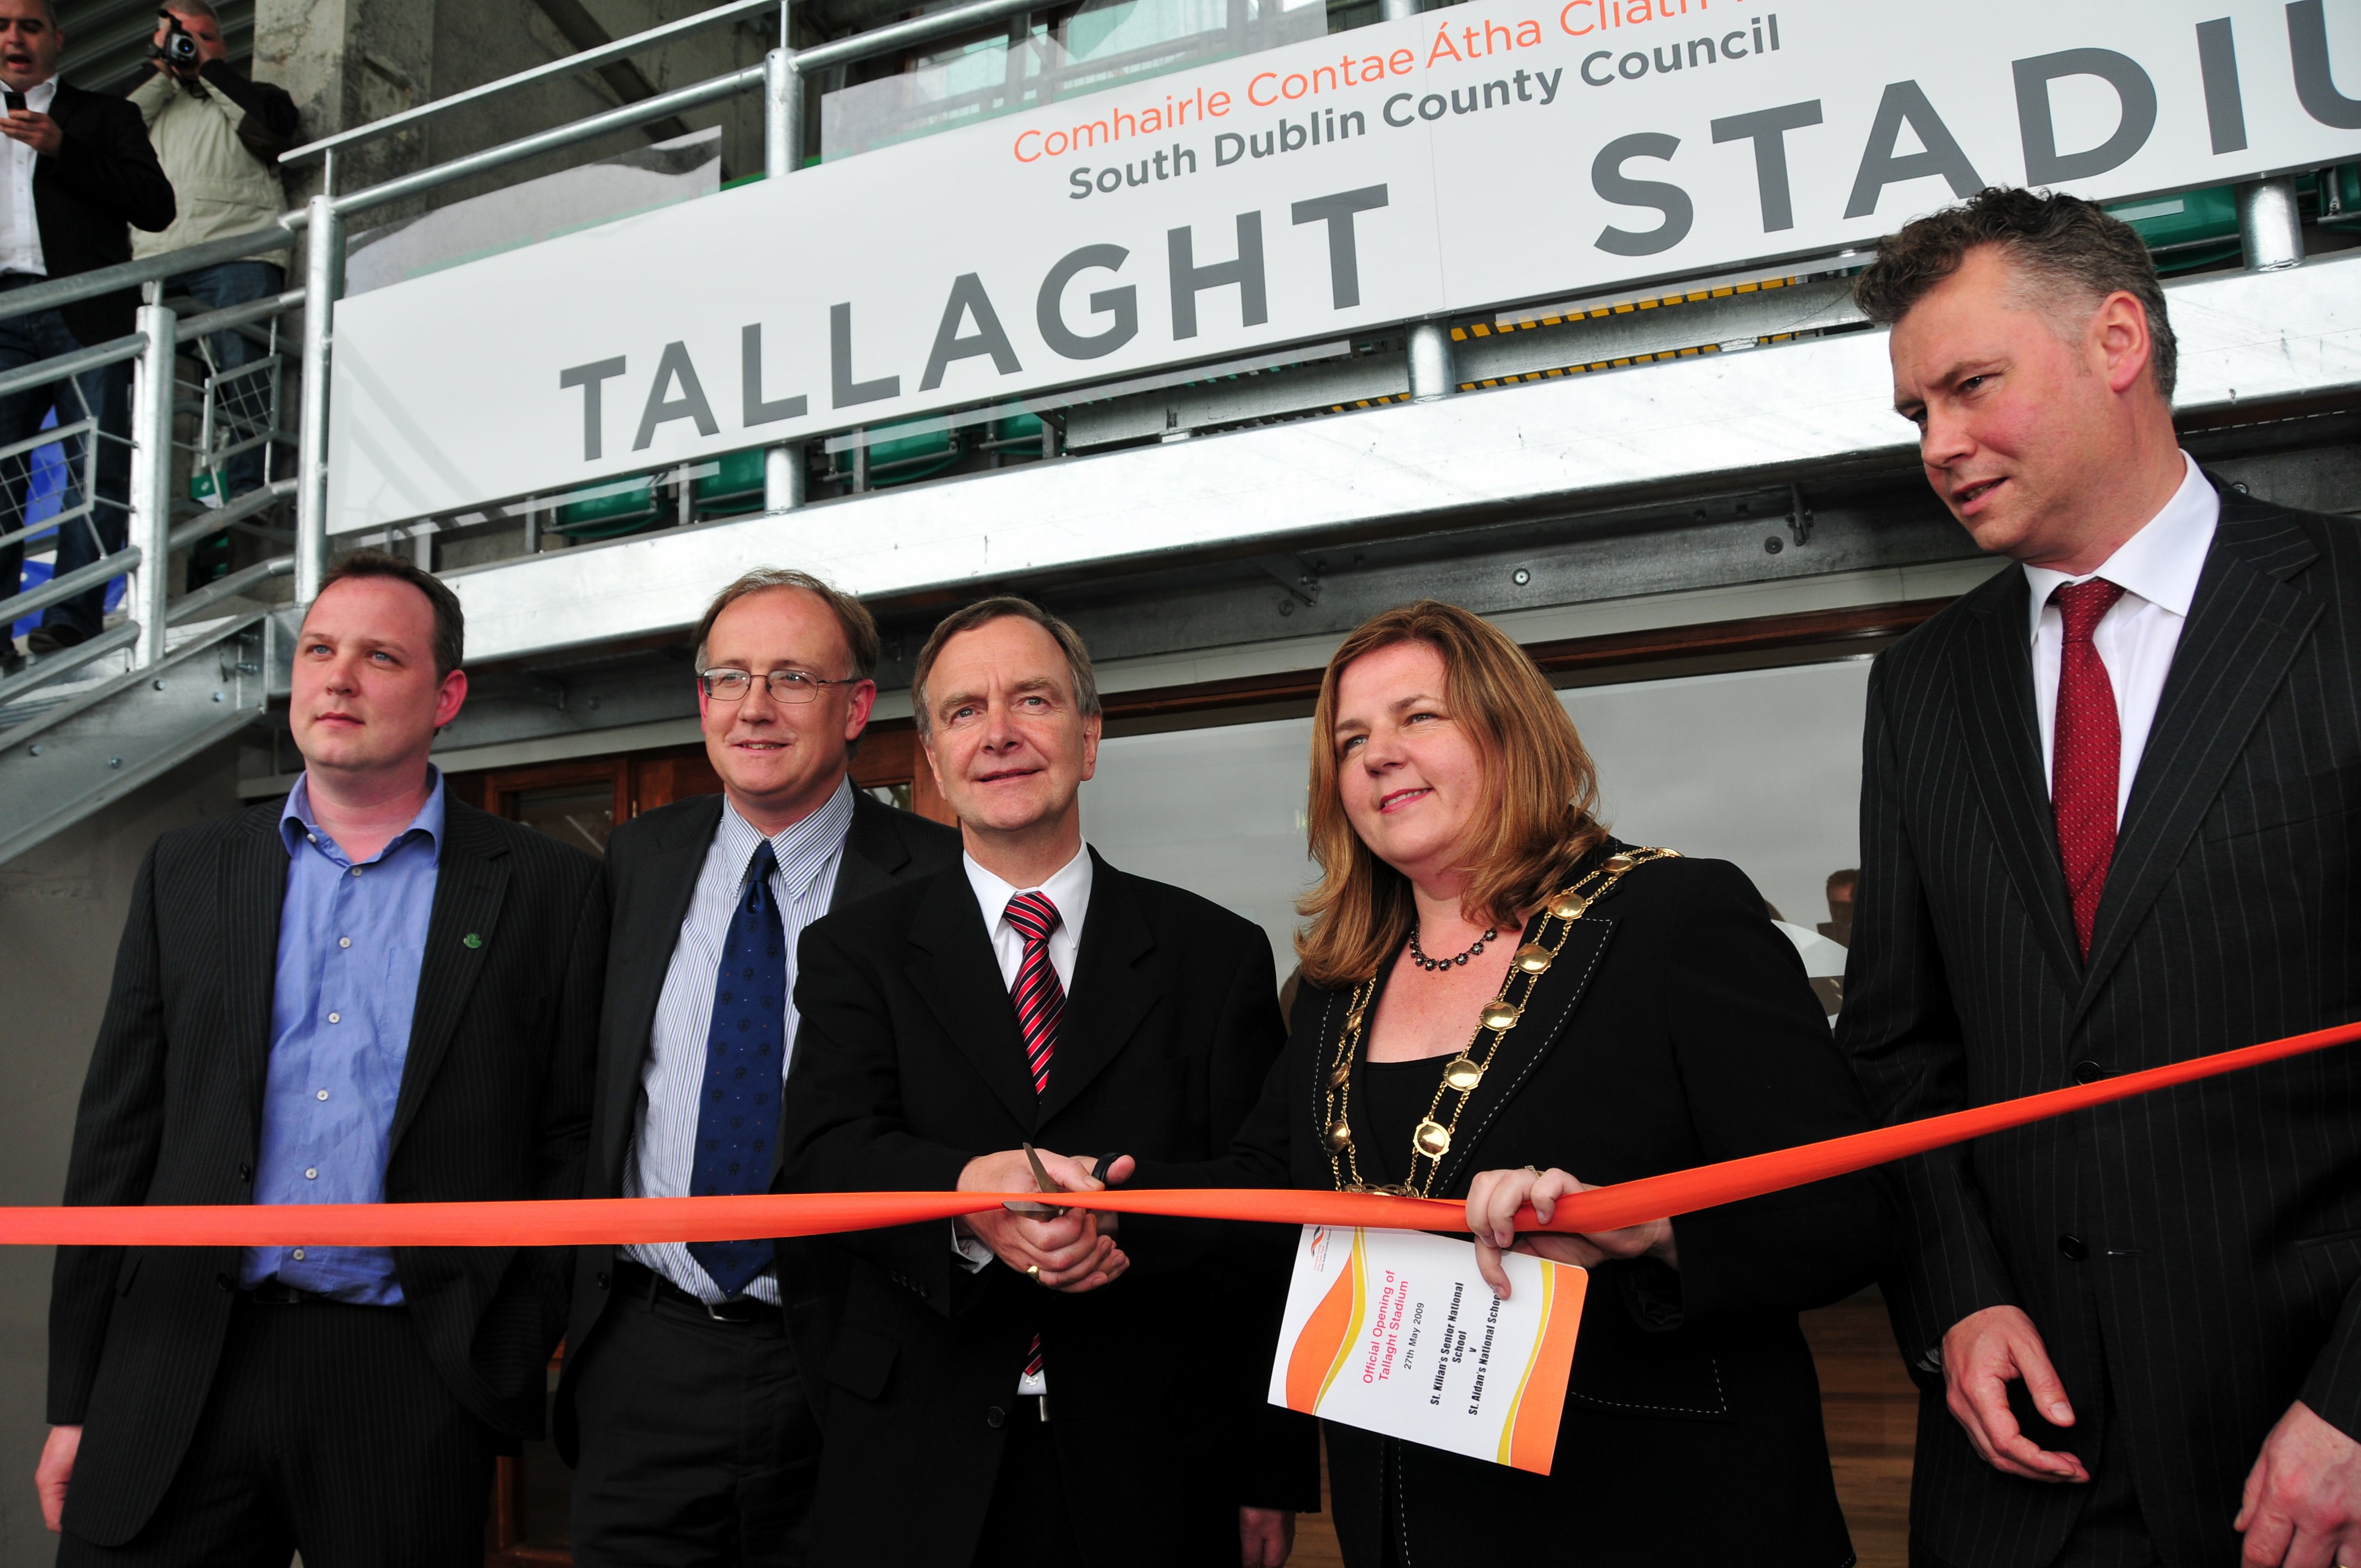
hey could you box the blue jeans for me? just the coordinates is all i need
[171,261,286,587]
[0,277,132,644]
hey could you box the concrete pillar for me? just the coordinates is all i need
[253,0,437,208]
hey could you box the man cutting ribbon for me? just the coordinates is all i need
[1846,188,2361,1568]
[779,597,1315,1568]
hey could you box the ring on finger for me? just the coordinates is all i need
[1026,1264,1041,1281]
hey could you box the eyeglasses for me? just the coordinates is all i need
[698,668,860,704]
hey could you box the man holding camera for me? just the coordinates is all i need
[132,1,296,588]
[0,0,172,667]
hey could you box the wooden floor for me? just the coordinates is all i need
[493,1293,1919,1567]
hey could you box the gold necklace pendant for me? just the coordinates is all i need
[1324,1118,1354,1152]
[1441,1055,1483,1092]
[1412,1119,1452,1159]
[1511,942,1554,974]
[1479,999,1521,1032]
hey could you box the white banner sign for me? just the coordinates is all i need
[329,0,2361,531]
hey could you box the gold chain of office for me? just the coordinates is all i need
[1321,847,1682,1198]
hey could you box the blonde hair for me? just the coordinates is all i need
[1294,601,1607,989]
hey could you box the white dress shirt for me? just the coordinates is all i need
[624,781,857,1304]
[0,76,55,277]
[950,842,1095,1393]
[2022,451,2219,825]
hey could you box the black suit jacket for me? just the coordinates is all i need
[1139,843,1895,1568]
[779,851,1320,1568]
[47,797,604,1548]
[32,81,176,346]
[554,788,959,1459]
[1840,483,2361,1566]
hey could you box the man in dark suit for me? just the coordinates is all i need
[558,568,959,1567]
[0,0,175,664]
[781,596,1315,1568]
[1841,187,2361,1567]
[40,549,603,1565]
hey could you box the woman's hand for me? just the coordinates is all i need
[1465,1166,1679,1298]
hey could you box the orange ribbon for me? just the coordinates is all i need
[7,1017,2356,1248]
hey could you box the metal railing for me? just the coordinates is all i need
[0,279,302,722]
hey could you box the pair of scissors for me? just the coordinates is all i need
[1002,1144,1125,1216]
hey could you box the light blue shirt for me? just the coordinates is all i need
[240,769,445,1304]
[624,780,856,1304]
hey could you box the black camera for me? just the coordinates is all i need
[154,10,200,70]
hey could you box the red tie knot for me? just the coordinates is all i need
[1005,891,1062,946]
[2054,577,2126,644]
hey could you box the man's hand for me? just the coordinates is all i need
[1940,1305,2089,1484]
[1239,1506,1294,1567]
[955,1148,1129,1292]
[0,111,59,156]
[2235,1400,2361,1567]
[1466,1166,1677,1299]
[35,1424,78,1533]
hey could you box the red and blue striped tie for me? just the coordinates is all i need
[1004,891,1063,1382]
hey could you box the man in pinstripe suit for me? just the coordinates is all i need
[40,549,606,1566]
[556,569,958,1568]
[1840,187,2361,1568]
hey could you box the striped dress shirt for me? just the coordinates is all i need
[623,779,857,1304]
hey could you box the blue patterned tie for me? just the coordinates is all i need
[687,841,784,1298]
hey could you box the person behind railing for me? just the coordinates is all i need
[130,0,295,591]
[0,0,172,668]
[1065,599,1895,1568]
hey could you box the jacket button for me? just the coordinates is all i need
[237,1163,253,1182]
[986,1406,1007,1429]
[596,1271,610,1291]
[2071,1060,2104,1085]
[215,1273,233,1292]
[2058,1234,2089,1262]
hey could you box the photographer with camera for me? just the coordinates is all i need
[130,1,296,589]
[0,0,173,668]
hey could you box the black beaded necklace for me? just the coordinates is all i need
[1407,923,1497,972]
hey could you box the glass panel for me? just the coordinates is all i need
[822,0,1328,161]
[509,781,616,858]
[863,781,915,813]
[1080,656,1870,1012]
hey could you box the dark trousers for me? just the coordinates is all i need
[0,274,130,644]
[569,1268,822,1568]
[971,1397,1085,1568]
[167,260,285,588]
[57,1297,496,1568]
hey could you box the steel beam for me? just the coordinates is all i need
[128,302,178,668]
[296,197,342,607]
[763,46,806,516]
[2240,177,2305,272]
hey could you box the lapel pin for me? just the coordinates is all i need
[463,933,483,949]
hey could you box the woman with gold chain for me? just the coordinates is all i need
[1134,600,1895,1566]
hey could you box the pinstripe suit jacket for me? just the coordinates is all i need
[46,797,605,1548]
[551,788,959,1462]
[1840,481,2361,1567]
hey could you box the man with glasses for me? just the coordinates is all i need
[558,568,956,1568]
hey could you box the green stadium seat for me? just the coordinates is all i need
[2106,186,2242,274]
[694,448,768,518]
[553,475,661,539]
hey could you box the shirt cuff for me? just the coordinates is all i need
[951,1223,993,1273]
